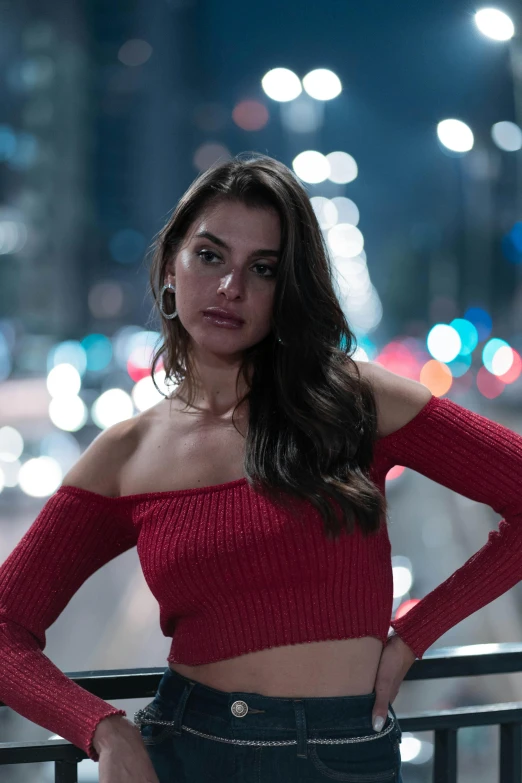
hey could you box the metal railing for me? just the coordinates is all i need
[1,641,522,782]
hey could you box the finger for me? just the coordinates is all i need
[372,690,390,732]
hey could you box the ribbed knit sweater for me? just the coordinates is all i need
[1,394,521,762]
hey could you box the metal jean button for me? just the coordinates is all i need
[231,699,249,717]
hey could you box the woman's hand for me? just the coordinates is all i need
[94,715,161,783]
[371,634,416,732]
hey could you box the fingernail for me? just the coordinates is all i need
[373,716,384,732]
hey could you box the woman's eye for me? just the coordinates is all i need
[197,250,219,264]
[196,250,276,278]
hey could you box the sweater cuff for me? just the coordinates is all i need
[87,709,128,762]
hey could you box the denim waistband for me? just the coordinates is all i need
[138,666,398,759]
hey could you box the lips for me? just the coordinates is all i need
[203,310,244,324]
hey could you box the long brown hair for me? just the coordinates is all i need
[146,152,388,540]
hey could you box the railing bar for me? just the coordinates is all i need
[500,722,522,783]
[433,728,457,783]
[55,760,78,783]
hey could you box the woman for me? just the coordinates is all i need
[1,153,521,783]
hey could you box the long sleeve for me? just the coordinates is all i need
[375,394,522,660]
[0,485,138,761]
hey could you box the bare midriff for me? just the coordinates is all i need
[121,392,383,699]
[168,637,383,697]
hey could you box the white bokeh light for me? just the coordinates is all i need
[261,68,302,102]
[331,197,359,226]
[475,8,515,41]
[491,345,514,376]
[18,456,62,498]
[491,121,522,151]
[302,69,342,100]
[326,151,358,184]
[47,363,82,398]
[427,324,462,363]
[437,119,474,153]
[292,150,330,183]
[132,371,176,412]
[310,197,338,229]
[91,388,134,429]
[328,223,364,258]
[49,395,89,432]
[0,426,24,462]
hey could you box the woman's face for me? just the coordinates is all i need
[165,199,281,357]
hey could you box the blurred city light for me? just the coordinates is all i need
[437,119,474,152]
[0,426,24,462]
[328,223,364,257]
[48,340,87,376]
[18,456,62,498]
[392,555,414,599]
[497,349,522,383]
[448,318,479,355]
[482,337,511,374]
[279,96,324,133]
[302,68,342,100]
[49,395,88,432]
[426,323,462,362]
[474,8,515,41]
[491,120,522,151]
[326,151,358,183]
[310,196,338,229]
[118,39,153,67]
[261,68,302,101]
[292,150,330,183]
[132,371,173,412]
[81,334,113,372]
[232,100,269,131]
[464,306,493,341]
[419,360,453,395]
[476,365,506,398]
[91,388,134,428]
[47,363,82,397]
[331,196,359,226]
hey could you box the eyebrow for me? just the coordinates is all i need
[194,230,280,259]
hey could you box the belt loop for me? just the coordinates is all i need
[292,700,308,759]
[170,680,196,736]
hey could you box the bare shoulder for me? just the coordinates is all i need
[354,359,433,439]
[60,415,142,497]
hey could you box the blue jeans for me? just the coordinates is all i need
[134,666,404,782]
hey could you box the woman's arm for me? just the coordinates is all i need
[369,366,522,659]
[0,419,139,761]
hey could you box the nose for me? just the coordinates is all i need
[216,270,244,299]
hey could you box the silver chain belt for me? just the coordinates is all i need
[133,708,396,747]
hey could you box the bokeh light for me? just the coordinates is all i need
[492,121,522,152]
[232,100,269,131]
[474,8,515,41]
[426,323,461,363]
[261,68,302,102]
[419,360,453,396]
[437,119,474,153]
[326,151,357,184]
[302,68,342,100]
[292,150,330,183]
[464,307,492,342]
[118,39,153,67]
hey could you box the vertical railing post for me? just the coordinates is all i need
[433,728,458,783]
[55,760,78,782]
[500,722,522,783]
